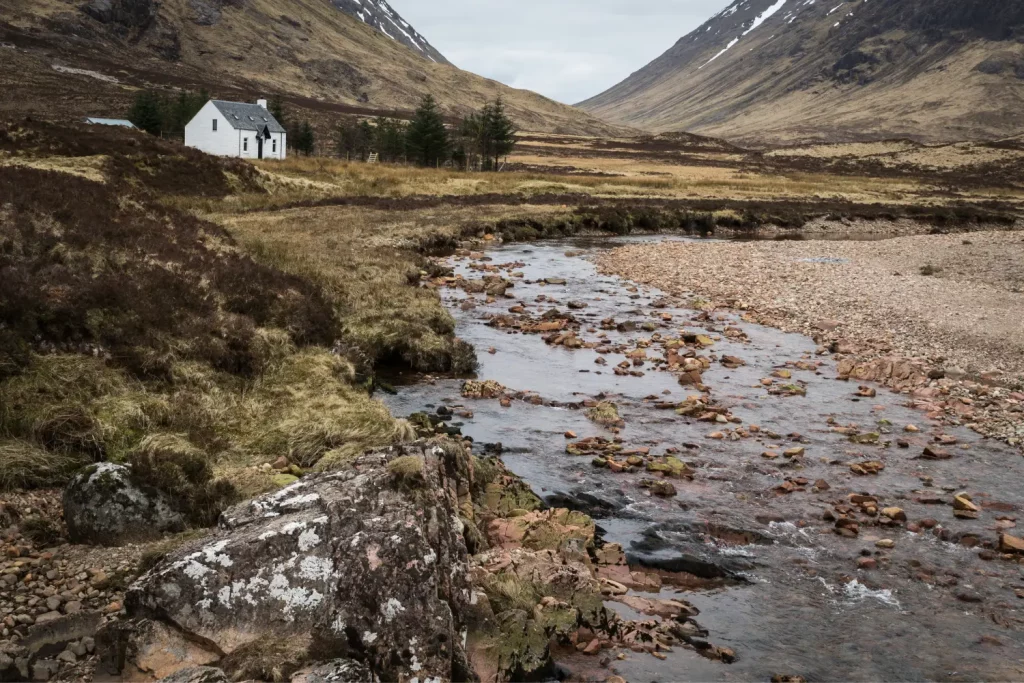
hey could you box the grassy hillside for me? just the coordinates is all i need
[0,0,629,137]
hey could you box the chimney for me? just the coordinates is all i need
[257,98,268,109]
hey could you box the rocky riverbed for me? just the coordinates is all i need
[384,234,1024,681]
[597,230,1024,448]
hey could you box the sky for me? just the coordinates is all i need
[393,0,733,105]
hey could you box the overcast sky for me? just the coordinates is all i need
[393,0,733,105]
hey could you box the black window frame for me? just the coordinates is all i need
[212,119,218,132]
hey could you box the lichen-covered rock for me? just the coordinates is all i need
[121,442,475,682]
[290,659,373,682]
[63,463,185,546]
[158,666,230,683]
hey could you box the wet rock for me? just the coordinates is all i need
[881,507,907,523]
[999,534,1024,554]
[920,446,952,460]
[63,463,185,546]
[117,442,474,682]
[875,539,895,549]
[158,666,231,683]
[953,493,980,513]
[640,480,677,498]
[956,590,984,604]
[784,447,805,458]
[850,460,884,476]
[856,557,877,570]
[462,379,507,399]
[290,659,372,683]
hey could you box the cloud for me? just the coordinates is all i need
[393,0,733,104]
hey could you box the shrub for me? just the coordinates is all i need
[20,517,63,546]
[127,433,240,527]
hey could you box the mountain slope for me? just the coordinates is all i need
[579,0,1024,144]
[329,0,449,65]
[0,0,627,136]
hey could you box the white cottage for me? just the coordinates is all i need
[185,99,286,160]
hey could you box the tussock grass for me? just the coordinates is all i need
[251,351,408,469]
[224,207,479,375]
[0,439,86,491]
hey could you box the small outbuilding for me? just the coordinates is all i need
[84,117,137,128]
[184,98,286,160]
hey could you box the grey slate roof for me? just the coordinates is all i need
[85,118,137,128]
[211,101,286,134]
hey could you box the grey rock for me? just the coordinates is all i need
[291,659,373,682]
[63,463,185,546]
[56,649,77,664]
[158,665,230,683]
[45,597,61,612]
[31,659,59,682]
[22,610,102,659]
[123,442,475,682]
[63,601,82,614]
[81,0,157,31]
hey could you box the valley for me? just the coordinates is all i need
[1,0,1024,680]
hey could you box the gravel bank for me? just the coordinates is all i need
[599,230,1024,383]
[598,230,1024,445]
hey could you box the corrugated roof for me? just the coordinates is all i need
[211,100,286,134]
[85,118,137,128]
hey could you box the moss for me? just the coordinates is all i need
[585,401,623,428]
[388,454,425,487]
[646,456,694,479]
[135,529,211,576]
[272,473,300,488]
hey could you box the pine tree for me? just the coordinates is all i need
[128,90,164,136]
[484,97,517,171]
[405,95,449,167]
[269,96,287,128]
[299,121,315,156]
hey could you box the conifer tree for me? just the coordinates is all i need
[405,95,449,167]
[484,97,517,171]
[128,90,164,136]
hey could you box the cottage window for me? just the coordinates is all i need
[243,138,248,152]
[272,140,277,153]
[212,119,217,132]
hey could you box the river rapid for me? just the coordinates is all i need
[384,236,1024,682]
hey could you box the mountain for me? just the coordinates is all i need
[579,0,1024,144]
[329,0,449,65]
[0,0,626,136]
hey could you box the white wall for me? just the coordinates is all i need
[185,101,288,160]
[185,101,239,157]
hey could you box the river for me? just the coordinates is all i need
[384,236,1024,682]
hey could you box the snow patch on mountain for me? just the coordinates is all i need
[330,0,449,65]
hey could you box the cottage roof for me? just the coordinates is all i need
[85,118,137,128]
[211,100,286,134]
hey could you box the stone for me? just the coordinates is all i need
[158,666,231,683]
[999,534,1024,554]
[881,508,907,523]
[117,442,474,683]
[31,659,59,682]
[63,463,186,546]
[875,539,895,549]
[45,597,61,612]
[63,601,82,614]
[56,650,77,664]
[953,494,979,513]
[784,447,805,458]
[290,660,373,683]
[904,425,920,433]
[856,558,877,570]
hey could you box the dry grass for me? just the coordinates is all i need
[220,204,491,374]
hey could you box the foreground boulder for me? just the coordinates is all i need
[105,442,475,681]
[63,463,185,545]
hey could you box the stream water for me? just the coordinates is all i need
[384,236,1024,682]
